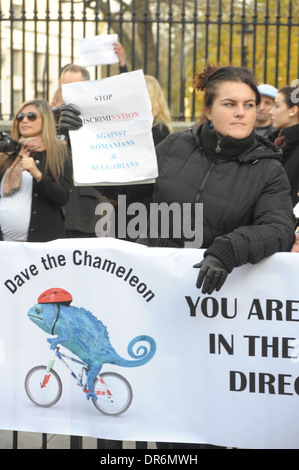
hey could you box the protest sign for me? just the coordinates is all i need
[79,34,119,67]
[1,237,299,448]
[62,70,158,186]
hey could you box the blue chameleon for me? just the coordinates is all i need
[27,302,156,402]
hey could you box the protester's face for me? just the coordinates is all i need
[256,95,275,125]
[270,92,293,129]
[205,81,257,139]
[18,105,43,138]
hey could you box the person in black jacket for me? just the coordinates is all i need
[268,85,299,207]
[97,64,295,296]
[153,65,295,449]
[0,99,72,242]
[148,66,295,291]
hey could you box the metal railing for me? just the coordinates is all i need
[5,431,151,449]
[0,0,298,121]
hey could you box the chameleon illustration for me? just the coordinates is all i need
[27,288,156,402]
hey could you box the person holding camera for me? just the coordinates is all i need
[0,99,72,242]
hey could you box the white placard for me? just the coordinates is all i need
[62,70,158,186]
[79,34,119,67]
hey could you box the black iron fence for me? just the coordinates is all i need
[4,431,151,449]
[0,0,298,121]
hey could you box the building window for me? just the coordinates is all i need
[35,52,46,82]
[12,4,23,31]
[13,90,22,113]
[13,49,23,76]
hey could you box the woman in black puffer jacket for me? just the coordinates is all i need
[97,65,295,296]
[150,65,295,451]
[140,65,295,295]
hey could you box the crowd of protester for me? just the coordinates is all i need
[0,43,299,449]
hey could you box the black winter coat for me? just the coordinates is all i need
[149,123,295,271]
[0,150,73,242]
[98,123,295,272]
[269,124,299,207]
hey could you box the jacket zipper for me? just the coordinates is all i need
[215,140,221,153]
[194,136,220,203]
[195,161,215,203]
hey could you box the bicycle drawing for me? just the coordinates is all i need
[25,287,156,415]
[25,345,134,415]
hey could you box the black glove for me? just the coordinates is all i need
[193,255,228,295]
[58,104,83,132]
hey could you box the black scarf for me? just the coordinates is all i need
[200,121,256,158]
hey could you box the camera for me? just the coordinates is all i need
[0,130,21,154]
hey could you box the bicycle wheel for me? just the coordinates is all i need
[25,365,62,408]
[92,372,133,416]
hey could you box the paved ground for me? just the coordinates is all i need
[0,430,156,449]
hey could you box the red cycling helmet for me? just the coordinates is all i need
[38,288,73,306]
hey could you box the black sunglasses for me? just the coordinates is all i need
[16,112,38,122]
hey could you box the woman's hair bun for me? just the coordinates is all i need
[193,63,219,91]
[193,63,260,110]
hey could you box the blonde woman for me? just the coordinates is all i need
[0,99,72,242]
[145,75,173,145]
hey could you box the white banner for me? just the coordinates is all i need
[79,34,119,67]
[1,237,299,449]
[62,70,158,186]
